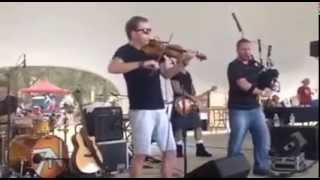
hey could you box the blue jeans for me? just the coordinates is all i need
[227,107,271,172]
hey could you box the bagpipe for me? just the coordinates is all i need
[257,66,280,92]
[232,13,280,92]
[255,45,280,92]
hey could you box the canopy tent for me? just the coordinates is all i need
[20,79,70,94]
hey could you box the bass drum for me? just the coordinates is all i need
[9,135,69,178]
[9,135,38,171]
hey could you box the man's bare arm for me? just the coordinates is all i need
[108,57,159,74]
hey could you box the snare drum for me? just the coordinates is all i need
[33,118,52,135]
[13,116,33,135]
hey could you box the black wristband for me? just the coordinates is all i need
[248,85,256,94]
[138,61,144,68]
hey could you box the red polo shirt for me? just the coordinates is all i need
[297,86,312,105]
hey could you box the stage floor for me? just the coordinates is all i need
[114,133,319,178]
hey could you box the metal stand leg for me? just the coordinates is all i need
[183,130,187,177]
[19,160,24,177]
[0,133,9,178]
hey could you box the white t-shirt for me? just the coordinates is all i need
[160,75,173,104]
[160,57,174,104]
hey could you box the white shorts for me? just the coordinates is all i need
[129,109,176,155]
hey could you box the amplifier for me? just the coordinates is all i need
[310,40,318,57]
[85,106,123,142]
[97,140,129,173]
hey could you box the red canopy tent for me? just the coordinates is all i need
[20,79,70,94]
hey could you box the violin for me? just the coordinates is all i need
[141,39,207,63]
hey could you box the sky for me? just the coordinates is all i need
[0,2,318,102]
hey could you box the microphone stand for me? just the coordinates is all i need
[0,58,26,177]
[180,71,188,177]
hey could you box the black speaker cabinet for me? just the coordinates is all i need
[270,125,318,160]
[85,106,123,142]
[97,140,129,173]
[185,154,251,178]
[0,96,18,116]
[310,40,318,58]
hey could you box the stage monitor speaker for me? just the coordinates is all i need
[185,154,251,178]
[85,106,123,142]
[310,40,318,58]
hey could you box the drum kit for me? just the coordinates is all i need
[1,109,82,178]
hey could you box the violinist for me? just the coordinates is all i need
[107,16,195,178]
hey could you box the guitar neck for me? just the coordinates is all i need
[197,88,214,98]
[74,91,90,136]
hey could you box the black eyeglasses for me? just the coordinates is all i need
[135,28,152,34]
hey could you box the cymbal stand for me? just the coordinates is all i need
[0,58,26,177]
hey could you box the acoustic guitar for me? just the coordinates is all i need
[71,89,104,174]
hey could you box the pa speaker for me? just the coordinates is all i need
[185,154,251,178]
[0,95,18,116]
[310,41,318,58]
[85,106,123,142]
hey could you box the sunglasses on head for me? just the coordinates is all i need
[135,28,152,34]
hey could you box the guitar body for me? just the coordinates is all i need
[175,86,218,116]
[71,129,103,174]
[174,96,198,116]
[70,90,104,175]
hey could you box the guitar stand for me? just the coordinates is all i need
[19,160,25,177]
[63,113,68,145]
[182,129,188,177]
[94,167,112,178]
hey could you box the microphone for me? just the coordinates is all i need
[232,12,243,33]
[33,153,67,163]
[73,89,81,94]
[258,39,262,53]
[110,92,127,97]
[267,45,272,57]
[33,154,43,164]
[110,92,119,96]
